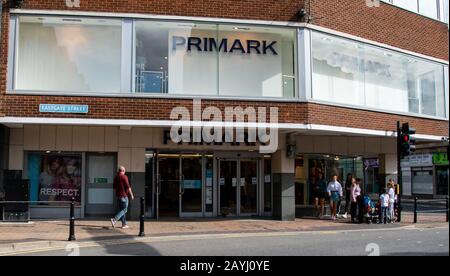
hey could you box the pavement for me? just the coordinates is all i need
[0,212,447,256]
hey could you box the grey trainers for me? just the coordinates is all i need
[110,218,116,228]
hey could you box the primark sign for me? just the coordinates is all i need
[172,36,278,55]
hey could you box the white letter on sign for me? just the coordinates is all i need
[66,0,80,8]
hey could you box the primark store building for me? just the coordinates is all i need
[0,0,448,220]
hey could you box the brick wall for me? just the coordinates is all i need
[307,103,448,137]
[307,0,449,61]
[3,94,448,137]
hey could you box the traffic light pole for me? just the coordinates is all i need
[397,121,403,223]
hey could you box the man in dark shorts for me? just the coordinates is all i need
[111,166,134,229]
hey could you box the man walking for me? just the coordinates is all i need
[111,166,134,229]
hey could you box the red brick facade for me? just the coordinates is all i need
[306,0,449,61]
[0,0,448,137]
[3,95,448,137]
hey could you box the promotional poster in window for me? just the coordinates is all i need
[28,154,82,204]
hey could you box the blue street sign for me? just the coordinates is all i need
[39,104,89,114]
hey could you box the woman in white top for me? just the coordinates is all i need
[327,174,343,220]
[388,182,396,223]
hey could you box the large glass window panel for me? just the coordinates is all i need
[218,26,296,98]
[445,0,449,23]
[16,16,122,92]
[135,21,218,95]
[393,0,419,12]
[410,58,445,117]
[362,47,409,113]
[181,154,203,213]
[311,31,447,118]
[135,21,295,98]
[240,160,258,214]
[418,0,439,19]
[311,32,365,106]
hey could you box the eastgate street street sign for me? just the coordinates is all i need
[172,36,278,55]
[39,104,89,114]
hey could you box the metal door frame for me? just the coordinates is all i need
[217,158,260,217]
[155,152,205,219]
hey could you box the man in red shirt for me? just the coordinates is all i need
[111,166,134,229]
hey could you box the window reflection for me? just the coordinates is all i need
[135,21,296,98]
[312,32,447,118]
[17,16,122,93]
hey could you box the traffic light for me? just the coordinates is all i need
[400,123,416,157]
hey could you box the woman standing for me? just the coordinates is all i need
[327,174,343,220]
[344,173,353,219]
[388,181,396,223]
[350,177,361,223]
[313,172,327,218]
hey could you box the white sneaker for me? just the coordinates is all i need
[110,218,116,228]
[121,225,130,229]
[342,213,348,219]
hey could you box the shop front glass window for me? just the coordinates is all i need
[418,0,439,19]
[135,21,296,98]
[27,153,82,205]
[16,16,122,93]
[135,21,218,95]
[311,32,447,118]
[445,0,449,23]
[205,155,214,213]
[263,156,272,213]
[363,158,381,194]
[392,0,419,12]
[436,166,449,196]
[306,155,363,204]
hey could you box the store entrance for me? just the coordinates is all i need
[158,155,180,217]
[219,159,258,216]
[156,153,204,218]
[146,151,266,219]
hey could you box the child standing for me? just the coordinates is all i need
[379,189,390,224]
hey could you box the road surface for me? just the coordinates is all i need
[10,226,449,256]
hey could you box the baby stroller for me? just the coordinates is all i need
[363,195,379,224]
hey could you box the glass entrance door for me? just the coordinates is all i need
[180,154,203,216]
[219,159,259,216]
[156,153,204,218]
[219,160,238,216]
[240,160,258,215]
[157,154,180,218]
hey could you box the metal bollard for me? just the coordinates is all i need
[414,197,418,224]
[138,197,145,237]
[68,197,76,241]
